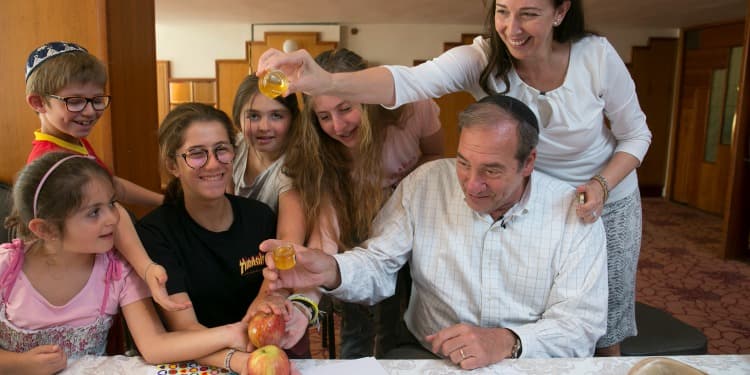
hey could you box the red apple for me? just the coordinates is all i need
[247,344,291,375]
[247,312,285,348]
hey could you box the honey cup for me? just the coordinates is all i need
[272,244,296,270]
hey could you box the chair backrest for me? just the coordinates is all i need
[0,182,11,243]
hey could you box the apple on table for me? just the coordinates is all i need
[247,345,291,375]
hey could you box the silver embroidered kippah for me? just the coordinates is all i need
[25,41,88,81]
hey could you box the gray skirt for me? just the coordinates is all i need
[597,187,642,347]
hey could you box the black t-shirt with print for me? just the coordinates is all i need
[137,194,275,328]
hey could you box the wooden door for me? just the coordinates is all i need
[671,21,745,215]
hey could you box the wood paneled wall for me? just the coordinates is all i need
[156,61,171,125]
[216,32,337,118]
[216,55,252,120]
[422,34,481,157]
[0,0,160,216]
[435,93,475,157]
[627,38,679,197]
[249,32,338,74]
[168,79,217,108]
[1,0,108,184]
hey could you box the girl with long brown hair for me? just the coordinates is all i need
[283,48,444,358]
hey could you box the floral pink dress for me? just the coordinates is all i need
[0,239,149,359]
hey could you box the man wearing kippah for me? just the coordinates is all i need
[261,95,608,369]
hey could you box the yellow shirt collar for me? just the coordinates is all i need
[34,130,89,155]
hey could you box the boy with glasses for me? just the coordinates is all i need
[23,41,187,313]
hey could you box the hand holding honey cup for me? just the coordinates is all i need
[272,243,296,270]
[259,70,289,99]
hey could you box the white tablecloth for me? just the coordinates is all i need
[63,354,750,374]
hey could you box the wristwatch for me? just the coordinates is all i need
[508,329,523,359]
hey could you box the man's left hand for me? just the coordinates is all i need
[426,324,515,370]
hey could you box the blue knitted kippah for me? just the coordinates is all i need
[25,41,88,81]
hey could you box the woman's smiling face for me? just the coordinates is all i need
[172,120,235,201]
[313,95,364,150]
[494,0,569,61]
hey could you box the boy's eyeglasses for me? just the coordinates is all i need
[47,94,112,112]
[178,145,235,169]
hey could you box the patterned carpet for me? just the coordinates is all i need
[307,197,750,358]
[637,197,750,354]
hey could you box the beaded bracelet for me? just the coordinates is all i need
[224,349,236,371]
[591,174,609,203]
[288,294,320,327]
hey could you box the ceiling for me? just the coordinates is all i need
[156,0,747,29]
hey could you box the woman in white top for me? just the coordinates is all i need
[257,0,652,356]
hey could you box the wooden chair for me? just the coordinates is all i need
[319,295,337,359]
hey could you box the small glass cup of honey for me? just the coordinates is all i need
[272,243,296,270]
[259,70,289,99]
